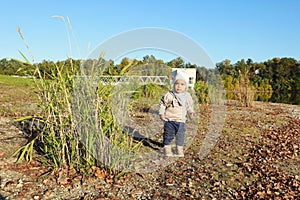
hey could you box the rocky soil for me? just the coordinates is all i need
[0,101,299,200]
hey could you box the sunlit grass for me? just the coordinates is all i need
[0,75,38,116]
[0,74,35,86]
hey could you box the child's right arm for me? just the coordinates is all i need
[159,98,167,121]
[159,92,172,121]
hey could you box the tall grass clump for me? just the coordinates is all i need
[237,69,255,107]
[15,55,141,174]
[72,58,142,172]
[14,21,141,174]
[13,57,82,168]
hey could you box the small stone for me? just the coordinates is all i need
[44,189,51,196]
[131,189,143,195]
[16,183,23,188]
[33,195,40,200]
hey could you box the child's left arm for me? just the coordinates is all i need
[186,93,194,119]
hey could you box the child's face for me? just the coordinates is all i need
[174,79,186,93]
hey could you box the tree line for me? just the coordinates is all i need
[216,57,300,92]
[0,56,299,92]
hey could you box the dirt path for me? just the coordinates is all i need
[0,101,299,199]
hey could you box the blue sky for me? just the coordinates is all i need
[1,0,299,65]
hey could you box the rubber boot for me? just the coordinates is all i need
[177,145,184,157]
[164,145,173,157]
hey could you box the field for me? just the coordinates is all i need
[0,75,38,117]
[0,75,299,199]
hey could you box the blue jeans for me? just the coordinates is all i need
[163,121,186,146]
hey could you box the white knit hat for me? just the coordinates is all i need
[174,71,189,85]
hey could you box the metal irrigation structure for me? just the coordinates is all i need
[100,75,170,85]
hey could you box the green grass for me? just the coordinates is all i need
[0,74,36,86]
[0,75,38,116]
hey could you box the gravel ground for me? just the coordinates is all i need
[0,101,299,200]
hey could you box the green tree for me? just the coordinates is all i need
[194,80,209,104]
[167,57,185,68]
[264,57,299,91]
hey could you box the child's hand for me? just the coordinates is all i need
[189,112,194,119]
[159,114,165,121]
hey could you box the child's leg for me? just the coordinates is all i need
[163,121,176,156]
[175,122,186,157]
[163,121,176,145]
[175,122,186,146]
